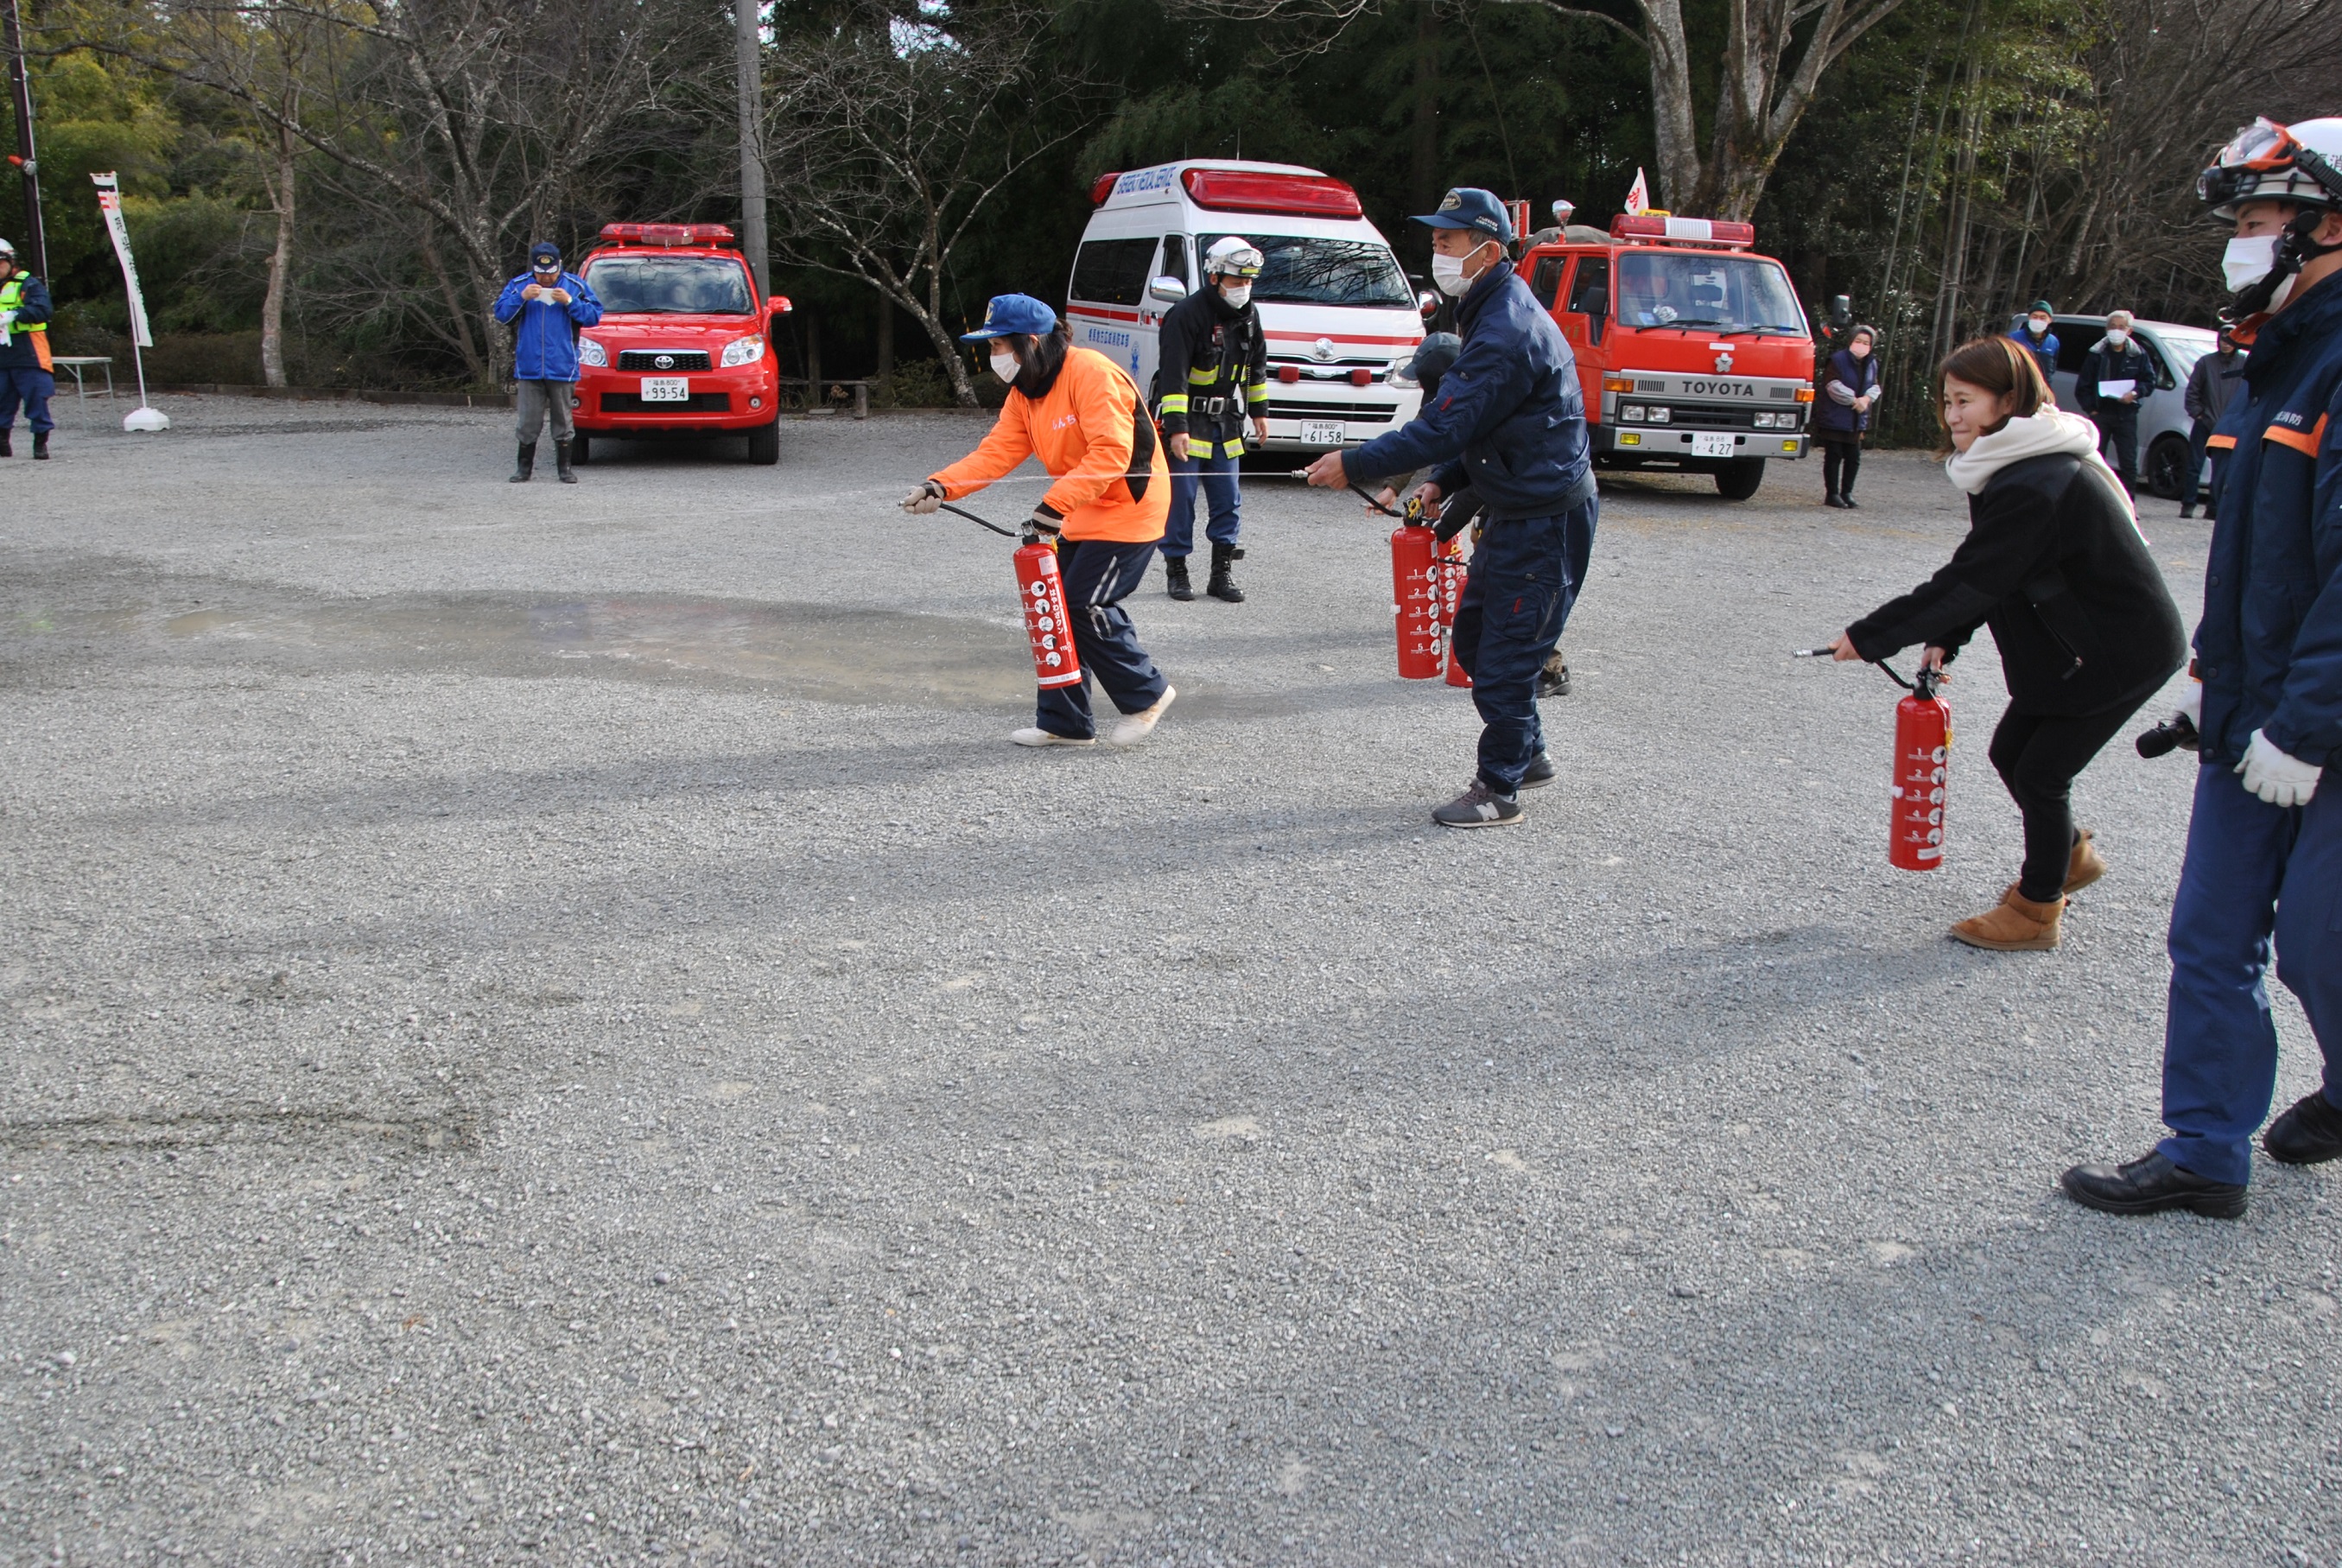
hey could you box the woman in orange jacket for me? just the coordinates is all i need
[904,295,1177,747]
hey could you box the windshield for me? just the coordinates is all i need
[1202,233,1412,308]
[2153,328,2219,381]
[582,256,753,315]
[1612,252,1806,335]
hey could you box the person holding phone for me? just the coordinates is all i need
[494,241,603,484]
[1828,334,2185,951]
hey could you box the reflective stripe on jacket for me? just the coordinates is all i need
[0,274,53,372]
[1155,289,1266,440]
[930,346,1171,544]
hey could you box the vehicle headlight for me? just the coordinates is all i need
[1620,403,1646,422]
[720,335,766,368]
[578,337,607,368]
[1647,406,1671,424]
[1753,411,1777,429]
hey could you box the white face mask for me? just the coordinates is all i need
[1431,248,1483,297]
[1221,283,1253,309]
[989,349,1019,384]
[2103,328,2129,349]
[2028,317,2051,336]
[2222,233,2282,296]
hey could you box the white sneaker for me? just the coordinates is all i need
[1108,685,1177,747]
[1011,727,1094,747]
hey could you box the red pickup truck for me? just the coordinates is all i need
[571,222,792,466]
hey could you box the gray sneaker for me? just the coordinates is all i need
[1431,779,1522,828]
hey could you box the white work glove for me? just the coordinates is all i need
[2235,728,2320,808]
[0,308,13,346]
[2174,680,2201,729]
[901,480,944,515]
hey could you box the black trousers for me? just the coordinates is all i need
[1989,700,2150,903]
[2096,406,2139,494]
[1819,435,1862,499]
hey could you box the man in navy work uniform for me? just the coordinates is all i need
[1304,187,1597,828]
[0,237,55,460]
[494,240,603,484]
[2063,115,2342,1220]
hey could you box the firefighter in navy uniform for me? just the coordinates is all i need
[2062,116,2342,1220]
[0,238,56,460]
[1305,187,1597,828]
[1155,237,1270,602]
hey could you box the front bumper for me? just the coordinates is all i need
[1593,423,1807,463]
[573,365,779,435]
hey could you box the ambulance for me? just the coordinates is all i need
[1519,214,1815,499]
[1069,161,1430,453]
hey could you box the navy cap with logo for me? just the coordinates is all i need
[1412,187,1514,244]
[530,241,562,270]
[960,293,1057,341]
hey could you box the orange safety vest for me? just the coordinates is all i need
[930,347,1169,544]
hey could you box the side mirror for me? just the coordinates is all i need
[1148,276,1188,303]
[1417,288,1439,319]
[1829,294,1852,329]
[769,295,792,320]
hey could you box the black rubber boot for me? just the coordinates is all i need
[1207,542,1246,603]
[32,431,48,460]
[554,441,576,484]
[510,442,536,483]
[0,429,11,457]
[1165,556,1195,600]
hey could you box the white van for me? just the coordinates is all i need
[1067,160,1431,454]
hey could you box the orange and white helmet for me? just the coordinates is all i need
[2199,117,2342,219]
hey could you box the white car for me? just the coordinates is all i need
[1069,160,1431,454]
[2021,314,2225,498]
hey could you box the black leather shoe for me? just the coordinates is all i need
[2060,1150,2245,1219]
[1164,556,1194,601]
[1519,751,1556,789]
[2264,1090,2342,1165]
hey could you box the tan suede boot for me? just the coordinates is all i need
[2063,828,2107,893]
[1950,884,2065,951]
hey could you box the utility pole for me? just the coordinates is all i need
[2,0,46,278]
[734,0,768,302]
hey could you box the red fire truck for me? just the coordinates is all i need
[570,222,792,466]
[1519,214,1814,499]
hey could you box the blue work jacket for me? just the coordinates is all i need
[2195,270,2342,768]
[494,270,603,382]
[1348,260,1592,517]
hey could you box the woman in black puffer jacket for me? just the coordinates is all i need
[1828,334,2186,951]
[1813,324,1881,507]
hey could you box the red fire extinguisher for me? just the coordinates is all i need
[1438,530,1472,689]
[1391,519,1443,679]
[1888,664,1951,871]
[1014,536,1084,689]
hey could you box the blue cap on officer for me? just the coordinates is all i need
[1411,188,1513,244]
[961,294,1057,341]
[530,240,562,270]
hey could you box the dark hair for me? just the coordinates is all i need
[1934,334,2050,454]
[1006,323,1073,400]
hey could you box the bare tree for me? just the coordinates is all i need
[98,0,711,384]
[762,0,1091,406]
[1172,0,1903,220]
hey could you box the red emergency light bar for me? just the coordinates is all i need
[1181,168,1362,219]
[1609,214,1755,248]
[597,222,738,248]
[1090,172,1120,207]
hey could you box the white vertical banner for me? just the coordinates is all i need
[1624,168,1651,217]
[92,171,154,348]
[92,170,168,429]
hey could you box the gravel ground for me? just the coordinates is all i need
[3,398,2336,1566]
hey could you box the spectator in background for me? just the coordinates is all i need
[2009,300,2060,386]
[1813,323,1881,509]
[494,240,603,485]
[2076,309,2154,495]
[2177,327,2244,517]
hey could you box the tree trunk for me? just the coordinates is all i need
[806,308,821,393]
[1408,1,1440,223]
[1638,0,1701,213]
[259,122,295,389]
[876,295,893,384]
[419,232,491,387]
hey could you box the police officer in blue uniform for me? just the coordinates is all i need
[2062,116,2342,1219]
[1304,187,1596,828]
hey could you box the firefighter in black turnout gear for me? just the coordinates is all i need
[1156,236,1270,602]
